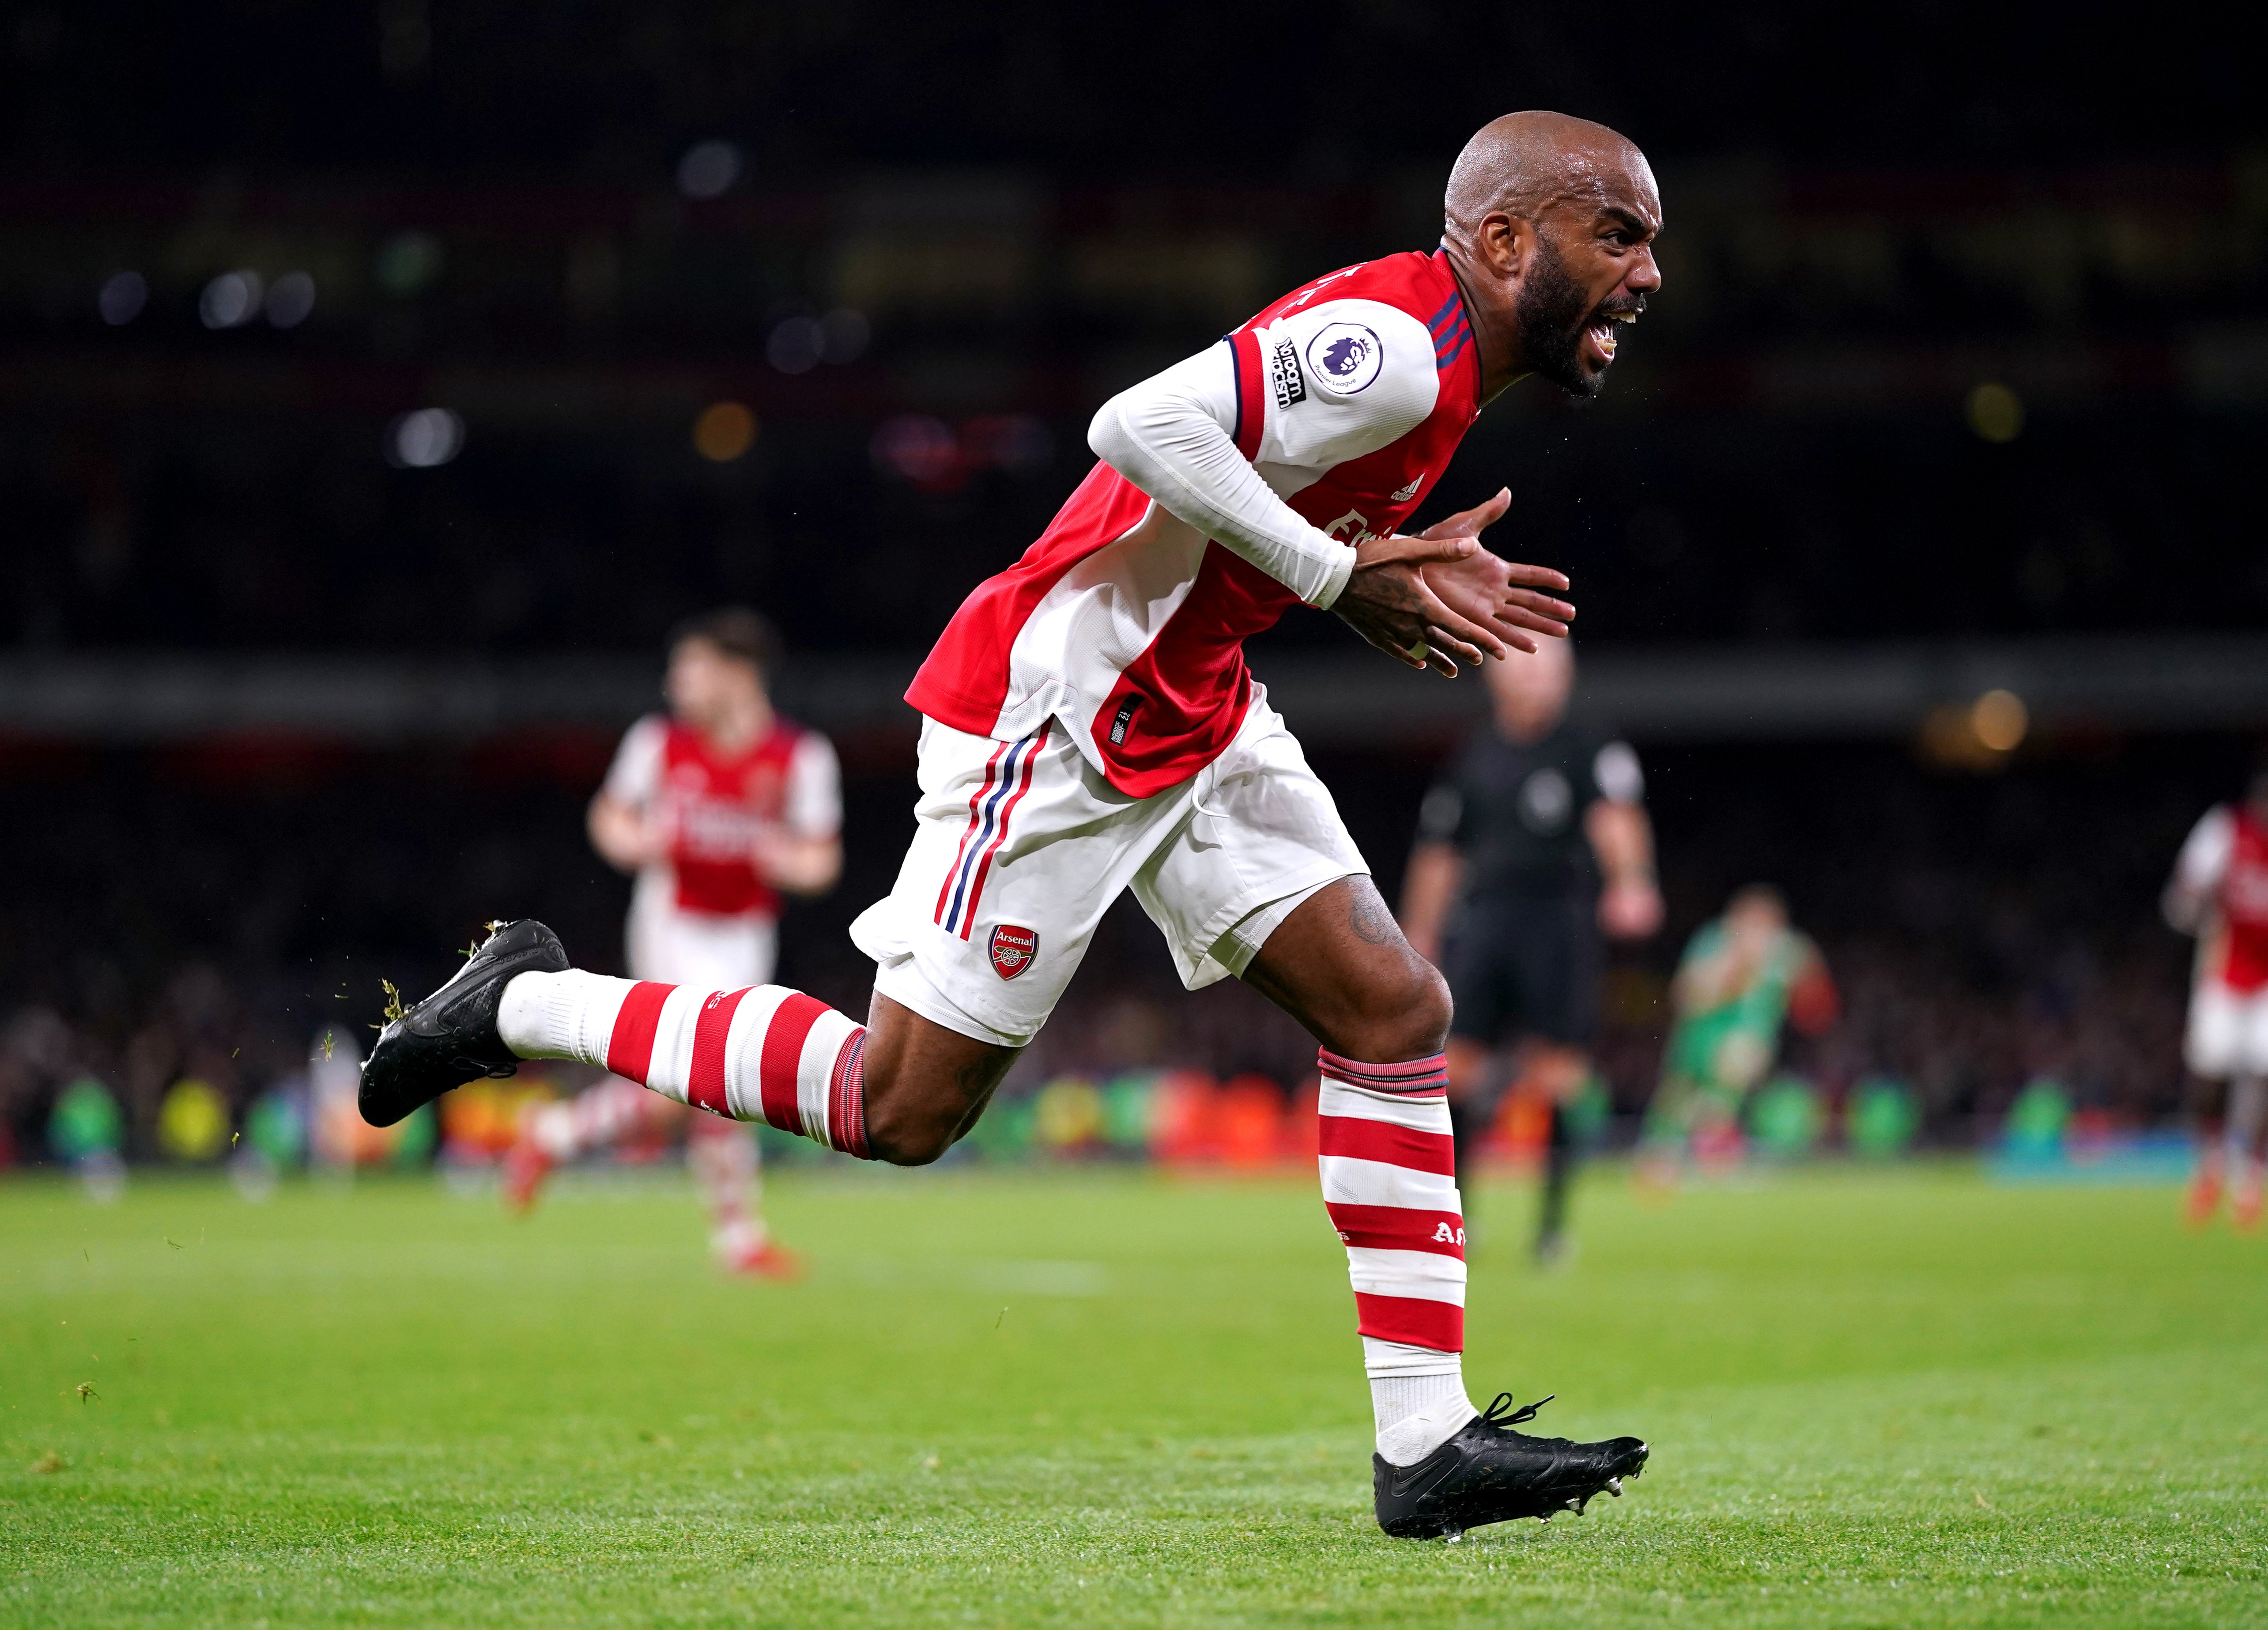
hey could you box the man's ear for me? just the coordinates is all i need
[1477,211,1534,280]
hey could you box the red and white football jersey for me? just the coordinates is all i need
[604,715,842,919]
[907,249,1483,797]
[2175,804,2268,994]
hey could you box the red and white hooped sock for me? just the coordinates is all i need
[1315,1048,1477,1463]
[499,970,870,1158]
[687,1117,769,1259]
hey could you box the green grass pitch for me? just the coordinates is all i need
[5,1163,2264,1628]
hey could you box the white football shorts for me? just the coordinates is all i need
[2186,979,2268,1078]
[626,869,779,991]
[851,688,1367,1048]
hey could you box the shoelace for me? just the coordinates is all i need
[1479,1391,1555,1430]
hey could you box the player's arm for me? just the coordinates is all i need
[1670,928,1736,1015]
[1088,341,1359,608]
[1088,306,1570,676]
[587,790,661,874]
[1399,780,1469,963]
[751,733,844,898]
[1581,741,1662,941]
[2164,806,2232,934]
[588,715,669,874]
[1786,936,1840,1036]
[1586,800,1662,941]
[1398,843,1463,967]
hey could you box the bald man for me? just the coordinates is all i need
[364,111,1661,1542]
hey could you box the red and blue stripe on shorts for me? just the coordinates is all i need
[933,721,1049,940]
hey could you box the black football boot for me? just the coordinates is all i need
[359,919,569,1127]
[1373,1392,1649,1540]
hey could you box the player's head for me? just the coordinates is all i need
[665,606,779,729]
[1443,111,1661,399]
[1726,883,1789,938]
[1483,634,1573,738]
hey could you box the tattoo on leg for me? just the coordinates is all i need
[1347,881,1398,947]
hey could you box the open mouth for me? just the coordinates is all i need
[1581,309,1637,371]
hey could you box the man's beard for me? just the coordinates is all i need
[1515,234,1604,399]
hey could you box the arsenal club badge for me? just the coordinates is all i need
[989,923,1038,980]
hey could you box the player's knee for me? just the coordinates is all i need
[860,1073,959,1167]
[864,1115,953,1166]
[865,1126,951,1167]
[1402,960,1455,1056]
[1343,956,1453,1062]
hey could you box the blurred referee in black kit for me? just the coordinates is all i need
[1399,637,1662,1263]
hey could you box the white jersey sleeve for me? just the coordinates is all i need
[784,731,842,841]
[1085,298,1438,611]
[1087,346,1353,608]
[1247,296,1442,475]
[2175,806,2235,894]
[601,715,668,807]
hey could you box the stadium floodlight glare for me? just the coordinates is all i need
[266,272,317,329]
[871,414,959,487]
[387,408,465,469]
[98,271,148,325]
[676,139,743,200]
[1966,381,2025,443]
[693,401,759,462]
[1971,689,2028,753]
[199,271,264,329]
[766,315,825,374]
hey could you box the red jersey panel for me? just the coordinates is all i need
[604,715,839,919]
[2212,809,2268,993]
[907,249,1483,796]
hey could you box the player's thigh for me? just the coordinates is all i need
[1240,878,1451,1061]
[2237,989,2268,1078]
[1132,706,1369,993]
[1512,891,1600,1051]
[852,720,1176,1157]
[857,722,1148,1036]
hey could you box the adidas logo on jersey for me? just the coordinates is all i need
[1390,476,1422,502]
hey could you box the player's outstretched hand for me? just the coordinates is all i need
[1417,488,1574,655]
[1599,877,1665,940]
[1336,533,1520,677]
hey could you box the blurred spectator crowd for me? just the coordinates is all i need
[0,730,2231,1172]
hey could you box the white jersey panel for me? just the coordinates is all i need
[998,503,1212,755]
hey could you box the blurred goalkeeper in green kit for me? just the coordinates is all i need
[1639,884,1837,1184]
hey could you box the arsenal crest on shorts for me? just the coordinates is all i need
[989,923,1038,980]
